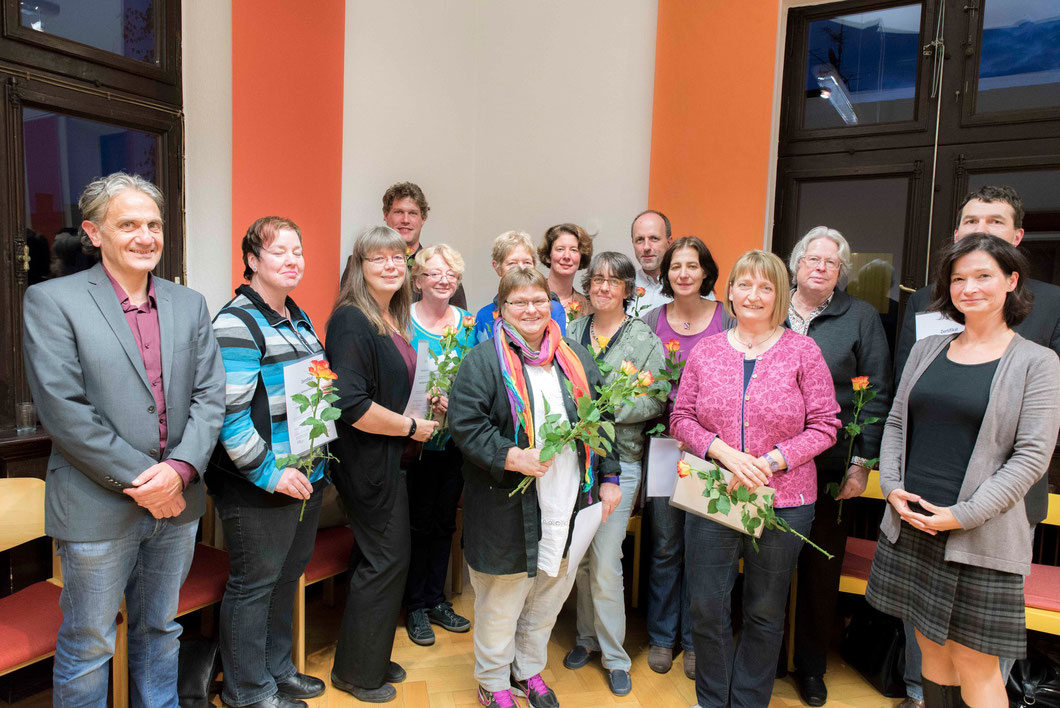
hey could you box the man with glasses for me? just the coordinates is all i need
[892,184,1060,708]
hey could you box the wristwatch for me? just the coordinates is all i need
[406,417,417,438]
[764,455,780,473]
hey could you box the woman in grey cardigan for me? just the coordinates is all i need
[563,252,665,696]
[866,234,1060,708]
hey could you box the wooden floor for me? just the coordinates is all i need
[10,567,906,708]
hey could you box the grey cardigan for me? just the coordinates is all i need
[879,333,1060,575]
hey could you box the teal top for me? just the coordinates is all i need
[409,303,475,450]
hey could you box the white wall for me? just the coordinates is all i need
[182,0,233,313]
[341,0,658,310]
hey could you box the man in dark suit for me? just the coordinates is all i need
[893,184,1060,708]
[22,173,225,705]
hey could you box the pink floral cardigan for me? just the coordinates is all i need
[670,329,840,508]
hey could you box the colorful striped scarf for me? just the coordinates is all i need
[494,318,596,492]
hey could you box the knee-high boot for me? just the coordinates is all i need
[922,677,967,708]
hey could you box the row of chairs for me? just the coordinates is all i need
[0,478,395,706]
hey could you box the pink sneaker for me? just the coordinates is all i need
[511,673,559,708]
[478,685,517,708]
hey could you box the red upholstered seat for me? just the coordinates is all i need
[842,537,877,582]
[177,543,230,616]
[305,526,354,584]
[0,580,63,672]
[1025,563,1060,613]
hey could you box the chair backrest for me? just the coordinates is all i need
[0,477,46,552]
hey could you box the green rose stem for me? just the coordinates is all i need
[824,379,880,523]
[684,459,833,559]
[274,365,340,521]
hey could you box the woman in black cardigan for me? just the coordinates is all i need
[325,226,438,703]
[448,267,621,708]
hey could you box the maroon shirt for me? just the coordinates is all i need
[103,266,196,487]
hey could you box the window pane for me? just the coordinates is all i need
[23,108,159,283]
[20,0,156,63]
[977,1,1060,114]
[794,177,910,351]
[803,4,921,130]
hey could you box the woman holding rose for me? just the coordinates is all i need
[449,267,620,708]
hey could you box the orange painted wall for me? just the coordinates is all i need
[232,0,345,330]
[649,0,780,292]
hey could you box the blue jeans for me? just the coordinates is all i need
[574,459,642,670]
[645,496,693,651]
[215,488,324,706]
[686,504,814,708]
[53,516,198,708]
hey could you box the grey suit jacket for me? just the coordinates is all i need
[879,333,1060,575]
[22,263,226,541]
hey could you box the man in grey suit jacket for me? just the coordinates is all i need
[22,173,225,706]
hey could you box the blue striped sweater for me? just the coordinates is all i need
[213,286,327,492]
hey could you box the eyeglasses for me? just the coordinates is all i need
[504,299,552,311]
[802,255,840,271]
[590,276,625,289]
[422,270,459,283]
[364,254,407,268]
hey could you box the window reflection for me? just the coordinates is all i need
[977,1,1060,113]
[23,108,159,283]
[803,4,921,130]
[20,0,156,63]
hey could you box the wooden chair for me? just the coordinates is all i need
[292,526,355,673]
[0,478,128,708]
[175,496,230,634]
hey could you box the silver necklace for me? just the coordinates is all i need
[734,326,777,351]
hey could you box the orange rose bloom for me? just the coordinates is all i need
[442,325,457,337]
[677,460,692,478]
[620,360,638,376]
[637,370,655,388]
[664,339,681,353]
[636,286,646,298]
[462,315,475,329]
[851,376,870,391]
[308,360,338,380]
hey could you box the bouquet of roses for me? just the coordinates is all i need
[274,359,340,521]
[510,360,655,497]
[824,376,881,521]
[677,457,832,558]
[424,315,477,437]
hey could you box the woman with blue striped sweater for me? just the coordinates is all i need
[209,216,329,708]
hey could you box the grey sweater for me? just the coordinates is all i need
[568,316,666,462]
[879,333,1060,575]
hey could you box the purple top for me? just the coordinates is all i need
[654,302,726,367]
[670,329,840,508]
[390,331,417,390]
[102,265,196,487]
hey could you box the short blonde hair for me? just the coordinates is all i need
[491,231,536,266]
[411,243,465,281]
[497,267,550,309]
[724,250,791,329]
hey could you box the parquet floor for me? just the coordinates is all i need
[11,567,905,708]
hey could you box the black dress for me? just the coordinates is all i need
[325,305,414,689]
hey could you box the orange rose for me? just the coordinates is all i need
[636,286,646,298]
[619,360,638,376]
[568,301,581,313]
[677,460,691,478]
[851,376,870,391]
[442,325,457,337]
[664,339,680,353]
[462,315,475,329]
[637,370,655,388]
[308,360,338,380]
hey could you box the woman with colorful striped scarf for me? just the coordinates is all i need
[448,267,621,708]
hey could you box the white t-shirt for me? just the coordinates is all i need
[628,269,671,316]
[525,362,580,577]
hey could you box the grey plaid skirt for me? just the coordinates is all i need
[865,522,1026,659]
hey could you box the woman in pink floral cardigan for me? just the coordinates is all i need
[671,250,840,708]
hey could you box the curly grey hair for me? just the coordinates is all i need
[78,173,165,255]
[788,226,852,289]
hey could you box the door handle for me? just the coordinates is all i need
[15,244,30,272]
[899,284,916,294]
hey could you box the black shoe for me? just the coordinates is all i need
[794,673,827,707]
[224,693,306,708]
[607,669,632,696]
[385,661,406,683]
[562,644,596,669]
[427,601,471,632]
[275,672,326,699]
[406,607,436,646]
[330,672,397,703]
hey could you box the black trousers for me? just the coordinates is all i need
[405,440,464,611]
[793,460,850,677]
[332,470,411,689]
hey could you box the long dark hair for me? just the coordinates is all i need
[928,233,1033,328]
